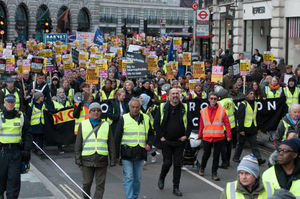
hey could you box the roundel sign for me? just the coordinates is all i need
[191,2,198,11]
[197,10,210,22]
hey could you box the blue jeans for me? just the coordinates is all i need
[122,159,144,199]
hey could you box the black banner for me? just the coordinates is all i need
[186,97,287,132]
[71,47,79,65]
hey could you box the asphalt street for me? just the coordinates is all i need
[18,143,273,199]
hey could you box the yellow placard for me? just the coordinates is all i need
[147,56,158,71]
[55,46,63,54]
[62,54,72,63]
[33,44,40,51]
[173,38,182,45]
[193,62,205,78]
[6,56,15,65]
[170,61,178,71]
[45,49,52,57]
[17,61,22,74]
[80,61,89,68]
[182,53,191,66]
[38,51,46,57]
[117,48,123,56]
[64,60,74,70]
[79,51,89,60]
[96,51,103,57]
[56,55,62,64]
[90,47,98,53]
[240,60,251,75]
[104,54,112,62]
[166,63,174,80]
[86,68,100,84]
[263,52,273,64]
[189,79,200,90]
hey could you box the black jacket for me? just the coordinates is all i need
[114,113,154,160]
[237,100,259,134]
[154,101,191,140]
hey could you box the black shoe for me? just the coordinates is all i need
[158,178,164,190]
[258,159,266,165]
[173,188,183,197]
[212,173,220,181]
[232,158,240,163]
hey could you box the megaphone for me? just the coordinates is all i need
[74,92,83,103]
[162,83,171,92]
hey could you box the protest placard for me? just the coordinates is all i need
[211,65,224,83]
[147,56,158,71]
[5,55,15,72]
[31,56,45,73]
[182,52,191,66]
[86,67,99,84]
[240,60,251,76]
[193,62,205,78]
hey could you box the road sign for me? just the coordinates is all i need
[197,10,210,22]
[191,2,198,11]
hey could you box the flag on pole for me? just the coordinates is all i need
[167,39,177,62]
[93,28,104,46]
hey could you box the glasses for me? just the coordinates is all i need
[210,97,217,101]
[277,148,294,154]
[91,109,101,112]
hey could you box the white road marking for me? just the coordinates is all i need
[182,167,224,192]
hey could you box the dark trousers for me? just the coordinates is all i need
[221,130,234,166]
[200,140,224,174]
[231,128,237,148]
[233,133,262,161]
[32,134,44,149]
[0,148,21,199]
[159,142,184,188]
[81,166,107,199]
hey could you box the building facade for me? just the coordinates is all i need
[212,0,300,68]
[0,0,194,42]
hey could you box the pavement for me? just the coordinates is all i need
[12,135,275,199]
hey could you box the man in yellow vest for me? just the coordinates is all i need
[232,89,266,165]
[115,97,154,199]
[262,138,300,197]
[283,77,299,108]
[217,87,236,169]
[0,76,25,112]
[220,154,273,199]
[0,94,32,199]
[75,102,116,199]
[154,88,189,196]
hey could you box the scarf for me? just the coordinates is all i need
[269,83,280,90]
[89,117,101,127]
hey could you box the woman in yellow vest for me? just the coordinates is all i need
[52,88,73,110]
[264,76,283,99]
[73,92,93,135]
[75,102,116,199]
[61,78,75,104]
[188,82,207,100]
[220,154,273,199]
[27,92,48,154]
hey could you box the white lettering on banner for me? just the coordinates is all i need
[257,102,262,111]
[100,104,108,113]
[267,101,276,111]
[189,102,196,112]
[192,118,199,127]
[200,102,208,110]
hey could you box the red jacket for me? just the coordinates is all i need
[198,104,231,142]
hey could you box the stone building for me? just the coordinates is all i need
[0,0,193,41]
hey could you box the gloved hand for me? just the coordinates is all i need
[75,159,82,166]
[21,151,31,162]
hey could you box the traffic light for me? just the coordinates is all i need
[144,19,148,35]
[42,18,52,33]
[0,16,5,35]
[121,24,127,36]
[188,26,193,33]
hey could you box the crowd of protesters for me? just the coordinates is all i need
[0,35,300,199]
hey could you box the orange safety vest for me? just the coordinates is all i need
[74,103,90,135]
[201,105,225,139]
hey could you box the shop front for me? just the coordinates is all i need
[243,1,272,56]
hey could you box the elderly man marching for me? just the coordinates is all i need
[115,97,154,199]
[75,102,116,199]
[220,154,273,199]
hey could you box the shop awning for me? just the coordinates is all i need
[190,34,214,38]
[289,17,300,38]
